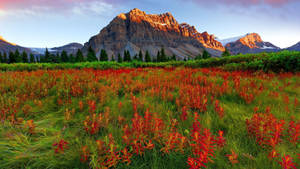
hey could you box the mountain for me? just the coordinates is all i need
[30,43,83,55]
[0,36,31,54]
[286,42,300,51]
[224,33,280,55]
[82,8,225,59]
[51,43,83,54]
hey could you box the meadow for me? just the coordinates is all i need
[0,67,299,169]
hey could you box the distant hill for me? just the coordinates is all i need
[285,42,300,51]
[30,43,83,55]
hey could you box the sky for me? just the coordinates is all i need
[0,0,299,48]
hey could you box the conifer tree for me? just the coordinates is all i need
[222,48,231,57]
[156,51,161,62]
[53,53,60,63]
[117,53,122,63]
[160,48,167,62]
[44,48,51,62]
[138,50,143,61]
[111,55,115,61]
[145,50,151,62]
[100,49,108,61]
[15,49,22,63]
[30,53,35,63]
[87,46,98,62]
[3,53,7,63]
[22,51,28,63]
[69,54,75,63]
[76,49,84,62]
[133,54,138,61]
[61,50,69,63]
[123,50,131,62]
[0,52,3,63]
[171,54,176,61]
[202,50,211,59]
[195,54,202,60]
[9,51,16,63]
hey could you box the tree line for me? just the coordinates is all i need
[0,47,231,64]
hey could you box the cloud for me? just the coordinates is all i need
[188,0,297,7]
[0,0,125,17]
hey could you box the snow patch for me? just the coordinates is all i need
[153,22,167,26]
[260,45,275,49]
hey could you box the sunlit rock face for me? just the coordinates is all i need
[82,8,225,59]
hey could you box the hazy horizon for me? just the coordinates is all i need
[0,0,299,48]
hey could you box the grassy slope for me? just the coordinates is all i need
[0,68,299,169]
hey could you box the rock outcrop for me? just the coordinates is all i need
[82,8,225,59]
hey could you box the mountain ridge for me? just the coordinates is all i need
[82,8,225,59]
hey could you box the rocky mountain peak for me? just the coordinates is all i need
[239,33,263,48]
[83,9,225,59]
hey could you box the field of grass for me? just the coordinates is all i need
[0,67,299,169]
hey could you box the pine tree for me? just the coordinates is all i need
[171,54,176,61]
[138,50,143,61]
[22,51,28,63]
[69,54,75,63]
[87,46,97,62]
[44,48,51,62]
[202,50,211,59]
[100,49,108,61]
[222,48,231,57]
[117,53,122,63]
[195,54,202,60]
[3,53,7,63]
[111,55,115,61]
[76,49,84,62]
[145,50,151,62]
[184,57,187,61]
[133,54,138,61]
[9,51,16,63]
[15,49,22,63]
[52,53,60,63]
[61,50,69,63]
[39,55,45,63]
[160,48,167,62]
[30,54,35,63]
[156,51,161,62]
[123,50,131,62]
[0,52,3,63]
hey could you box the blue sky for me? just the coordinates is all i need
[0,0,299,48]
